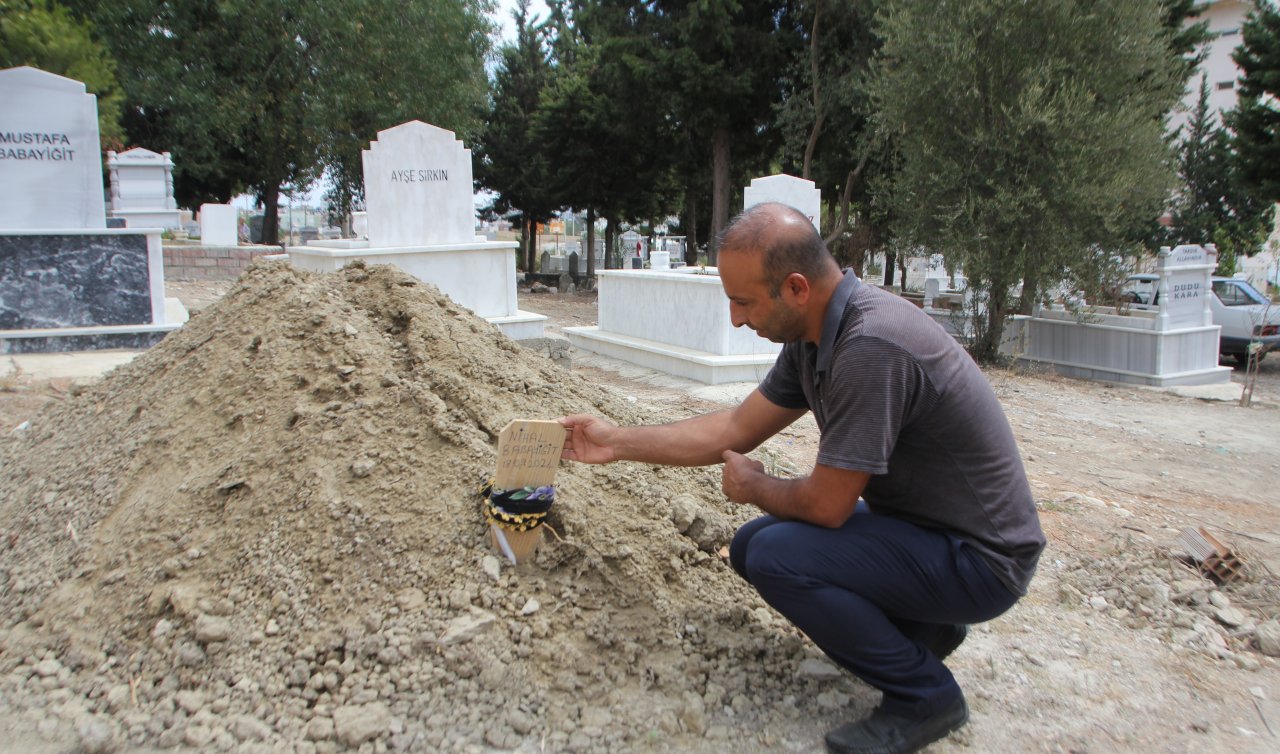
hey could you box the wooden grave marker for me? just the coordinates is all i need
[488,419,566,564]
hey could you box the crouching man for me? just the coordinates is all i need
[558,202,1044,754]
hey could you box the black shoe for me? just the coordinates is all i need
[825,694,969,754]
[924,624,968,661]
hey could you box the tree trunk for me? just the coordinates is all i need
[802,2,824,181]
[585,207,596,278]
[1018,251,1037,314]
[260,183,281,246]
[883,250,896,287]
[684,189,699,265]
[518,218,530,272]
[604,216,616,270]
[973,285,1011,364]
[709,126,731,265]
[527,217,539,274]
[898,254,908,289]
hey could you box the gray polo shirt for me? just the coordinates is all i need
[759,271,1045,595]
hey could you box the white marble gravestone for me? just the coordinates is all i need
[288,121,542,339]
[199,203,238,246]
[0,66,184,353]
[0,66,105,230]
[563,267,782,384]
[564,176,803,384]
[107,147,180,229]
[743,174,821,230]
[364,123,474,247]
[1010,244,1229,387]
[1158,244,1215,330]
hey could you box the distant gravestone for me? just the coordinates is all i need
[106,147,179,228]
[540,250,551,274]
[363,121,475,247]
[351,210,368,239]
[1159,244,1215,329]
[568,252,579,279]
[200,203,238,246]
[743,174,821,231]
[0,66,106,229]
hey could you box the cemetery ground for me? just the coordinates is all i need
[1,276,1280,754]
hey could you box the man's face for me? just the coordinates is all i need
[719,250,806,344]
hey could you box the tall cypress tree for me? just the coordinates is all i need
[476,0,560,272]
[1227,2,1280,205]
[655,0,801,263]
[1170,77,1267,250]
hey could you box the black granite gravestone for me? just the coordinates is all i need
[0,234,152,329]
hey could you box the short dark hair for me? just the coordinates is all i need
[719,202,834,297]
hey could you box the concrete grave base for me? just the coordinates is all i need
[563,325,778,384]
[562,267,781,385]
[1,228,186,353]
[287,238,546,340]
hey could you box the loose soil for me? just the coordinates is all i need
[1,265,1279,754]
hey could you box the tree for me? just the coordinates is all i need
[66,0,492,245]
[1227,1,1280,205]
[1160,0,1213,85]
[62,1,326,239]
[535,0,681,272]
[656,0,802,263]
[476,0,561,272]
[1168,77,1268,250]
[316,0,491,229]
[0,0,124,148]
[775,0,892,276]
[871,0,1183,362]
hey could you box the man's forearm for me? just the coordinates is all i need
[722,455,866,528]
[613,410,737,466]
[734,473,846,526]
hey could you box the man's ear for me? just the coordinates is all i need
[783,272,811,304]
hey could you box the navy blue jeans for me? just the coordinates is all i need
[729,506,1020,719]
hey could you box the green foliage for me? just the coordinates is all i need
[63,0,492,244]
[476,0,559,270]
[870,0,1182,361]
[531,0,681,267]
[1166,77,1268,253]
[657,0,802,258]
[775,0,891,268]
[1213,226,1237,277]
[482,0,798,269]
[1159,0,1213,83]
[0,0,123,147]
[317,0,492,224]
[1227,2,1280,204]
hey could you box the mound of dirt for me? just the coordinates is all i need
[0,262,848,753]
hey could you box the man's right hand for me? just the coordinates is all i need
[557,414,620,464]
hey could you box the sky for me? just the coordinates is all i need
[491,0,551,43]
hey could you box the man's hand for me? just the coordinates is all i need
[721,449,767,504]
[558,414,620,464]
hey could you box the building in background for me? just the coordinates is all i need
[1174,0,1253,132]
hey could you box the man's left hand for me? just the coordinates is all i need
[721,449,766,504]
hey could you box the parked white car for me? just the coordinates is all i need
[1123,274,1280,363]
